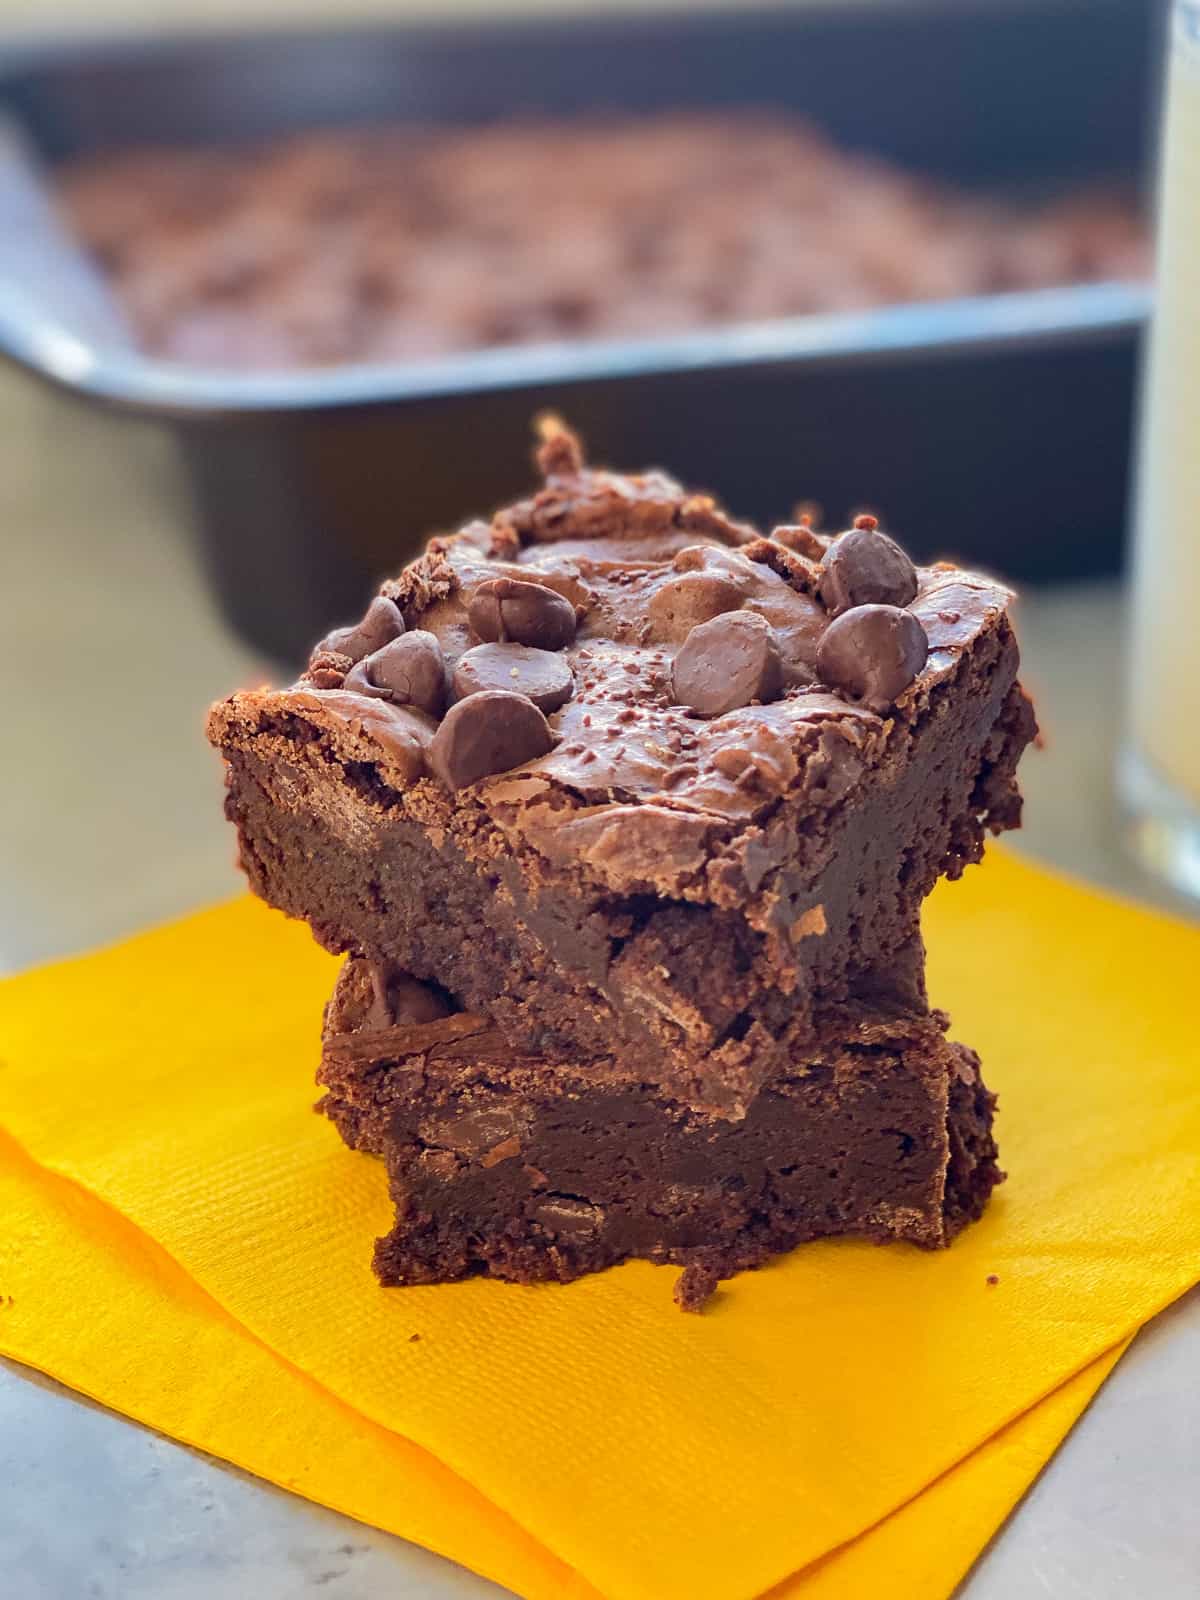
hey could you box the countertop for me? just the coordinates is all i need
[1,369,1196,1598]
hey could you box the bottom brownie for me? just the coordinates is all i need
[318,960,1001,1308]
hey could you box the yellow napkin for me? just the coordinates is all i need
[0,850,1197,1600]
[0,1127,1129,1600]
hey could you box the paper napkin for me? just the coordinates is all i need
[0,1129,1129,1600]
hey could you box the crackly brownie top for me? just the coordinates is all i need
[212,420,1014,892]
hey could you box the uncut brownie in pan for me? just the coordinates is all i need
[56,117,1149,371]
[318,958,1002,1308]
[208,422,1035,1117]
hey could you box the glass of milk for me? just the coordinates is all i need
[1123,1,1200,901]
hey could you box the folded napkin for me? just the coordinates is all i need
[0,1128,1130,1600]
[0,850,1197,1600]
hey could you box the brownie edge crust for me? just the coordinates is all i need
[318,962,1002,1309]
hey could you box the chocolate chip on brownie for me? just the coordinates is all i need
[314,595,405,665]
[344,630,447,716]
[429,688,555,789]
[647,569,747,643]
[363,962,453,1030]
[468,576,578,650]
[453,643,574,713]
[816,603,929,712]
[817,522,919,616]
[672,610,783,717]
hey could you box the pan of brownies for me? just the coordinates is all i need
[0,0,1158,660]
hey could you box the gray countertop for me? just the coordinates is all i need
[1,372,1196,1599]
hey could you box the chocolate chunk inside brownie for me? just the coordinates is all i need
[208,420,1035,1115]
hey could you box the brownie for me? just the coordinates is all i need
[208,423,1036,1115]
[317,958,1002,1307]
[56,115,1151,370]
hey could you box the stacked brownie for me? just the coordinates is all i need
[207,422,1035,1307]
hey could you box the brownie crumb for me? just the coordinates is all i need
[674,1261,722,1313]
[534,412,584,478]
[304,648,352,690]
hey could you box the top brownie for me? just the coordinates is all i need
[208,423,1035,1114]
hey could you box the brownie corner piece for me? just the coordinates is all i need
[317,959,1003,1301]
[208,426,1036,1112]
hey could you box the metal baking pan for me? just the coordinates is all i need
[0,1,1157,663]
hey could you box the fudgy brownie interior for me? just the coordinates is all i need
[319,958,1002,1306]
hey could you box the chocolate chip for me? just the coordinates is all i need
[815,603,928,712]
[469,576,577,650]
[364,962,452,1029]
[344,630,446,716]
[429,689,554,789]
[647,571,746,643]
[313,595,405,663]
[746,592,827,685]
[817,527,918,617]
[532,1196,605,1239]
[420,1104,526,1158]
[671,610,783,717]
[389,975,449,1023]
[453,642,574,713]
